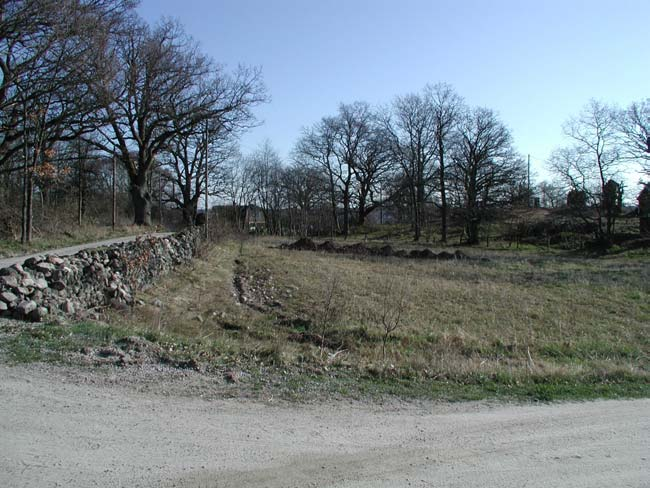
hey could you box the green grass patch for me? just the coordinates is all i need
[2,321,132,363]
[249,367,650,403]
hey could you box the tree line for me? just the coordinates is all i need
[231,93,649,244]
[2,1,648,245]
[285,85,528,244]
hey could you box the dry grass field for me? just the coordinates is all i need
[2,234,648,401]
[99,236,649,401]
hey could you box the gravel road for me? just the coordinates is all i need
[0,363,647,488]
[0,233,173,269]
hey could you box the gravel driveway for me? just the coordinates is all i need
[0,233,173,269]
[0,363,647,488]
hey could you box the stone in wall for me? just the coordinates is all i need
[0,229,201,322]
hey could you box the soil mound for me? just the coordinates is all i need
[375,245,394,257]
[454,250,469,260]
[283,238,481,262]
[318,241,337,252]
[343,243,369,255]
[288,237,317,251]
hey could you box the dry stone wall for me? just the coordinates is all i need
[0,230,200,322]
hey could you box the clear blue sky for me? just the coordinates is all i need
[138,0,649,189]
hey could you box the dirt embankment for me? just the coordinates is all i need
[0,363,647,488]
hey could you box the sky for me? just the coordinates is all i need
[137,0,649,191]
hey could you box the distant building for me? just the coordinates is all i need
[366,206,399,225]
[211,204,266,233]
[567,189,587,209]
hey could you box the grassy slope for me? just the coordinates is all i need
[2,236,648,402]
[119,237,649,401]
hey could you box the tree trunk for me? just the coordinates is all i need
[357,181,372,227]
[466,209,480,245]
[131,183,152,226]
[328,175,339,234]
[78,158,84,227]
[415,167,425,242]
[21,154,28,244]
[357,195,367,226]
[439,146,448,243]
[26,168,33,242]
[413,204,421,241]
[342,191,350,237]
[408,184,420,242]
[112,156,117,230]
[182,206,194,226]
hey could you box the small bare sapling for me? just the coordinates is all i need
[378,280,409,360]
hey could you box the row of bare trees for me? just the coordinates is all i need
[214,141,333,236]
[289,84,527,243]
[234,93,648,244]
[1,0,267,240]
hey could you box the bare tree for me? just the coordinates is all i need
[427,83,464,242]
[452,107,523,244]
[316,276,342,356]
[283,161,329,236]
[618,99,650,176]
[550,100,624,240]
[0,1,134,170]
[88,19,266,225]
[376,280,408,360]
[294,102,390,235]
[221,155,256,228]
[537,180,565,208]
[330,102,372,235]
[351,117,391,226]
[248,141,285,234]
[294,119,339,234]
[0,0,134,241]
[383,92,438,241]
[160,113,239,225]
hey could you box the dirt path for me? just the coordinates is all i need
[0,364,647,488]
[0,233,173,269]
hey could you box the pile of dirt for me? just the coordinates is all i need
[409,248,436,259]
[342,243,369,255]
[318,241,337,252]
[287,237,318,251]
[376,245,394,257]
[283,239,475,261]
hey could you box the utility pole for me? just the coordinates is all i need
[158,169,163,227]
[112,154,117,230]
[379,184,383,225]
[78,152,84,226]
[204,119,209,239]
[20,97,29,244]
[527,154,531,207]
